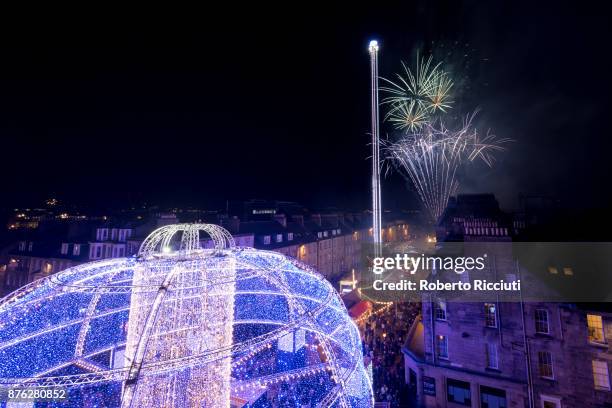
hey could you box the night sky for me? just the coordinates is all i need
[2,3,611,212]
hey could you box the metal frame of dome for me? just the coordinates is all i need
[0,224,373,407]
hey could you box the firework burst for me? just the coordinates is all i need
[381,55,453,131]
[384,114,510,221]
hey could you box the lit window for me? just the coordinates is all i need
[484,303,497,327]
[592,360,610,390]
[588,314,606,343]
[563,267,574,276]
[60,243,69,255]
[535,309,549,334]
[548,266,558,274]
[73,244,81,256]
[288,233,294,241]
[446,378,470,406]
[323,231,328,237]
[486,343,498,369]
[436,335,448,359]
[538,351,554,379]
[317,232,323,239]
[275,234,283,243]
[263,236,271,245]
[435,299,447,320]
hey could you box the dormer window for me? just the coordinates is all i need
[263,236,271,245]
[275,234,283,243]
[288,233,294,241]
[96,228,109,241]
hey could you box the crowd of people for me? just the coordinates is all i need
[361,301,420,407]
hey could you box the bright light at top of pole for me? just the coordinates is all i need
[369,40,379,52]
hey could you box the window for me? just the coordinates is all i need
[486,343,498,369]
[484,303,497,327]
[317,232,323,239]
[60,243,69,255]
[28,242,33,251]
[547,266,558,274]
[446,378,471,406]
[592,360,610,390]
[73,244,81,256]
[323,231,328,237]
[275,234,283,243]
[535,309,549,334]
[18,241,26,251]
[436,335,448,359]
[538,351,554,379]
[587,314,606,343]
[563,267,574,276]
[480,385,506,408]
[96,246,102,258]
[96,228,109,241]
[435,299,447,320]
[263,236,271,245]
[288,233,294,241]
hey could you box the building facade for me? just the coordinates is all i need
[403,194,612,408]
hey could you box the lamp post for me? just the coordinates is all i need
[369,40,382,257]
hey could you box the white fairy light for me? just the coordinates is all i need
[0,224,373,407]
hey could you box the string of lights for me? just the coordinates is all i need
[0,224,374,407]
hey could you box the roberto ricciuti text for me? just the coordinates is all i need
[372,279,521,292]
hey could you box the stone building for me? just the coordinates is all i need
[403,194,612,408]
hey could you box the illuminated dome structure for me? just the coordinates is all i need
[0,224,373,407]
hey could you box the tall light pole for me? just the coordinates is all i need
[369,40,382,257]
